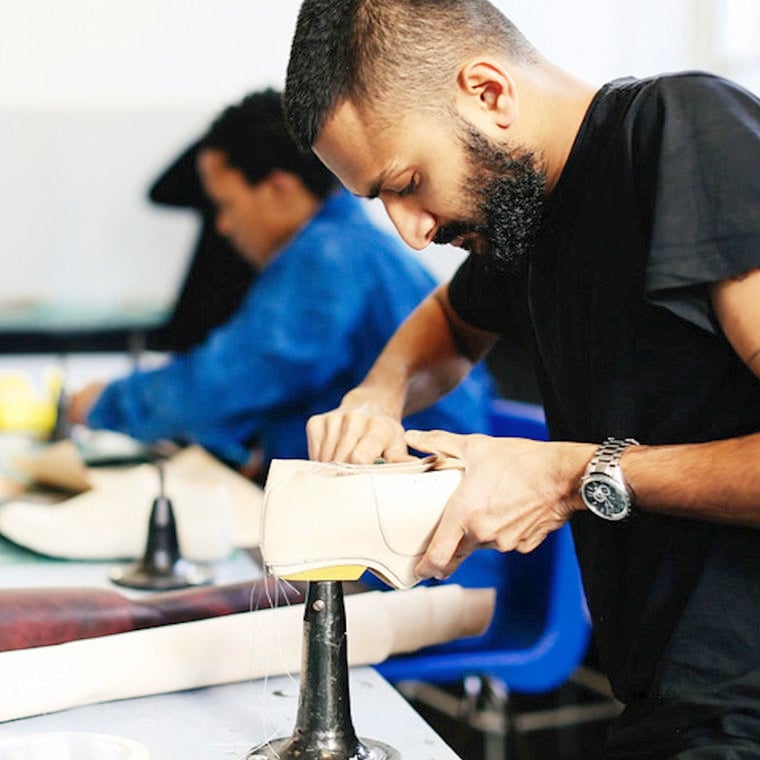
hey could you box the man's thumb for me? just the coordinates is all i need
[404,428,457,457]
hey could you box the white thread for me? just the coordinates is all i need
[246,574,302,755]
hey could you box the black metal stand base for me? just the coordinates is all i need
[110,462,213,590]
[109,556,212,590]
[248,736,399,760]
[247,581,400,760]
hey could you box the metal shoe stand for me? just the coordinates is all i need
[247,580,400,760]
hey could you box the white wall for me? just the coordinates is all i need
[1,0,758,332]
[0,0,304,327]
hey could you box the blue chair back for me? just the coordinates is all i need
[376,398,590,694]
[488,397,550,441]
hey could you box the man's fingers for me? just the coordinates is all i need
[432,534,480,579]
[306,414,325,460]
[331,413,374,462]
[415,529,464,581]
[380,435,415,463]
[309,411,408,463]
[307,413,342,461]
[347,426,414,463]
[308,412,363,461]
[334,414,405,463]
[310,415,458,465]
[414,495,470,580]
[404,429,463,460]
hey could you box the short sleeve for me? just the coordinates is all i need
[640,74,760,332]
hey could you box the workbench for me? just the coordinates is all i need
[0,521,460,759]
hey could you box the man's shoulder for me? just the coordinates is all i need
[606,70,734,91]
[587,71,760,167]
[607,70,759,117]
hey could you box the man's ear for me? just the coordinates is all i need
[266,169,302,195]
[456,60,518,131]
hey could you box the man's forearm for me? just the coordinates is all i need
[558,432,760,527]
[625,432,760,525]
[356,284,496,419]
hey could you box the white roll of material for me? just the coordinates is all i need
[0,583,495,723]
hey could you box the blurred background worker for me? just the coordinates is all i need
[142,126,258,356]
[67,89,496,479]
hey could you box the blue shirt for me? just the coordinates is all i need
[89,190,496,465]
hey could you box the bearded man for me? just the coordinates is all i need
[283,0,760,756]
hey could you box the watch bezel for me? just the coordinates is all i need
[580,472,632,521]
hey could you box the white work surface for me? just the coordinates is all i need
[0,533,460,759]
[4,667,459,759]
[0,542,263,591]
[0,550,461,759]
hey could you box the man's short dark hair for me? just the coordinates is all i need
[284,0,537,150]
[200,88,338,199]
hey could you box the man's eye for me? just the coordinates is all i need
[397,177,417,197]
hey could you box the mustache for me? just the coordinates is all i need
[434,221,485,246]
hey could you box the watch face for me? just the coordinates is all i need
[582,476,629,520]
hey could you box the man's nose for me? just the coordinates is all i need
[382,198,436,250]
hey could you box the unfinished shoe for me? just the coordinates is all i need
[0,446,263,561]
[260,457,462,589]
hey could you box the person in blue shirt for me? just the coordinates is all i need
[68,89,495,478]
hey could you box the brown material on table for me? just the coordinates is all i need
[0,577,308,652]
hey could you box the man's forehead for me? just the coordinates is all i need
[314,99,396,197]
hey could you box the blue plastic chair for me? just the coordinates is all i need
[486,396,550,442]
[376,398,590,695]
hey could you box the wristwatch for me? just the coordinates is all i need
[579,437,639,521]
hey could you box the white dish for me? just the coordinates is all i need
[0,732,149,760]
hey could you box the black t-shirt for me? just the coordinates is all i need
[450,72,760,744]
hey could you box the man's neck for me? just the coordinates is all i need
[514,63,598,192]
[258,191,323,269]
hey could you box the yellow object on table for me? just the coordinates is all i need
[0,368,62,437]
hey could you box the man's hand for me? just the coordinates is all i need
[67,382,106,426]
[307,387,414,463]
[405,429,594,580]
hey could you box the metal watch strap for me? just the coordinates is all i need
[587,437,639,477]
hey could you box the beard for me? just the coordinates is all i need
[434,119,546,272]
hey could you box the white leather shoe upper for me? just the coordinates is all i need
[260,457,463,589]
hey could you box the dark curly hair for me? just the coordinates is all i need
[200,88,338,199]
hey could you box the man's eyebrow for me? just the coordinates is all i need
[363,169,392,200]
